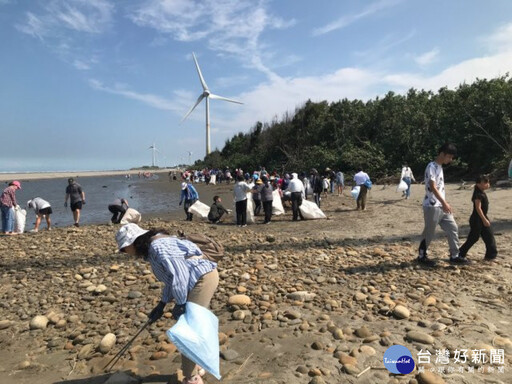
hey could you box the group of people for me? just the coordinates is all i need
[0,177,134,233]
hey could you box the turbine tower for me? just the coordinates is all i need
[187,151,193,165]
[181,52,243,155]
[148,143,159,167]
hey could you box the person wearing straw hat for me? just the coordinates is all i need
[27,197,52,232]
[115,223,218,384]
[1,181,21,235]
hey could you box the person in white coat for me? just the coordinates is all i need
[286,173,305,221]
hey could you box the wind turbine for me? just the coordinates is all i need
[187,151,193,165]
[148,143,160,167]
[181,52,243,155]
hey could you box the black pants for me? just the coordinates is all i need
[262,200,273,223]
[459,217,497,259]
[253,199,261,216]
[235,199,248,226]
[357,185,368,209]
[313,193,321,207]
[184,199,196,221]
[291,192,304,220]
[108,205,126,224]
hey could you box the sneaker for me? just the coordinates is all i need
[74,223,80,227]
[242,224,247,227]
[449,256,470,265]
[417,257,437,267]
[29,229,38,233]
[182,375,204,384]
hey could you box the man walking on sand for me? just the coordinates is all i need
[65,178,85,227]
[417,143,468,266]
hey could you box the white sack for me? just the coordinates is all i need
[351,186,360,199]
[14,206,26,233]
[299,199,326,220]
[272,190,285,215]
[188,200,210,220]
[396,180,408,192]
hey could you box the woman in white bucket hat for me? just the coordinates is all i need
[115,223,218,384]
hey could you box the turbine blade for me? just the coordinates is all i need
[181,94,205,122]
[209,93,244,104]
[192,52,209,91]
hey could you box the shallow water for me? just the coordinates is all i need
[5,174,179,228]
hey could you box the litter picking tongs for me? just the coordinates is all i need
[103,319,152,372]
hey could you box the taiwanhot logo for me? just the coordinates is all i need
[383,345,415,374]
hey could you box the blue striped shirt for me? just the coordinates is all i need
[148,237,217,305]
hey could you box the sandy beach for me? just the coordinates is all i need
[0,180,510,384]
[0,169,178,182]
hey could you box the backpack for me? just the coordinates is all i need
[178,231,224,262]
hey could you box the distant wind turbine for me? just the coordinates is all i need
[148,143,160,167]
[181,52,243,155]
[187,151,193,165]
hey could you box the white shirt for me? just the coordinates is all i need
[28,197,51,213]
[233,181,251,202]
[423,161,445,207]
[401,167,415,180]
[354,171,370,186]
[287,178,305,194]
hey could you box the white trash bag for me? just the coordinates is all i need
[396,180,408,193]
[13,205,26,233]
[120,208,142,224]
[351,186,360,199]
[246,194,255,224]
[166,302,221,380]
[188,200,210,220]
[299,199,326,219]
[272,190,285,215]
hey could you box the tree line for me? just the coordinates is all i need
[196,76,512,182]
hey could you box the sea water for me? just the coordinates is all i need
[5,175,179,228]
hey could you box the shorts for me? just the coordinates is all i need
[71,201,82,211]
[38,207,53,216]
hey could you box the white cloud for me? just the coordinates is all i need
[483,22,512,53]
[414,47,440,67]
[313,0,403,36]
[17,0,114,38]
[129,0,295,77]
[88,79,183,112]
[16,1,114,69]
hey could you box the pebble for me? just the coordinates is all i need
[220,349,239,361]
[29,315,49,330]
[406,331,435,345]
[393,305,410,319]
[286,291,316,302]
[228,294,251,306]
[99,333,116,353]
[0,320,12,329]
[417,371,446,384]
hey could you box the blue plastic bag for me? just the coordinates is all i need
[166,302,221,380]
[364,179,372,189]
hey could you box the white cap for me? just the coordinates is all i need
[181,182,187,190]
[115,224,149,251]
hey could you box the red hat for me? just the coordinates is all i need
[11,180,21,189]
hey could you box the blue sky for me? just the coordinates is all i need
[1,0,512,172]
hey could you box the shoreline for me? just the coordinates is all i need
[0,168,178,182]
